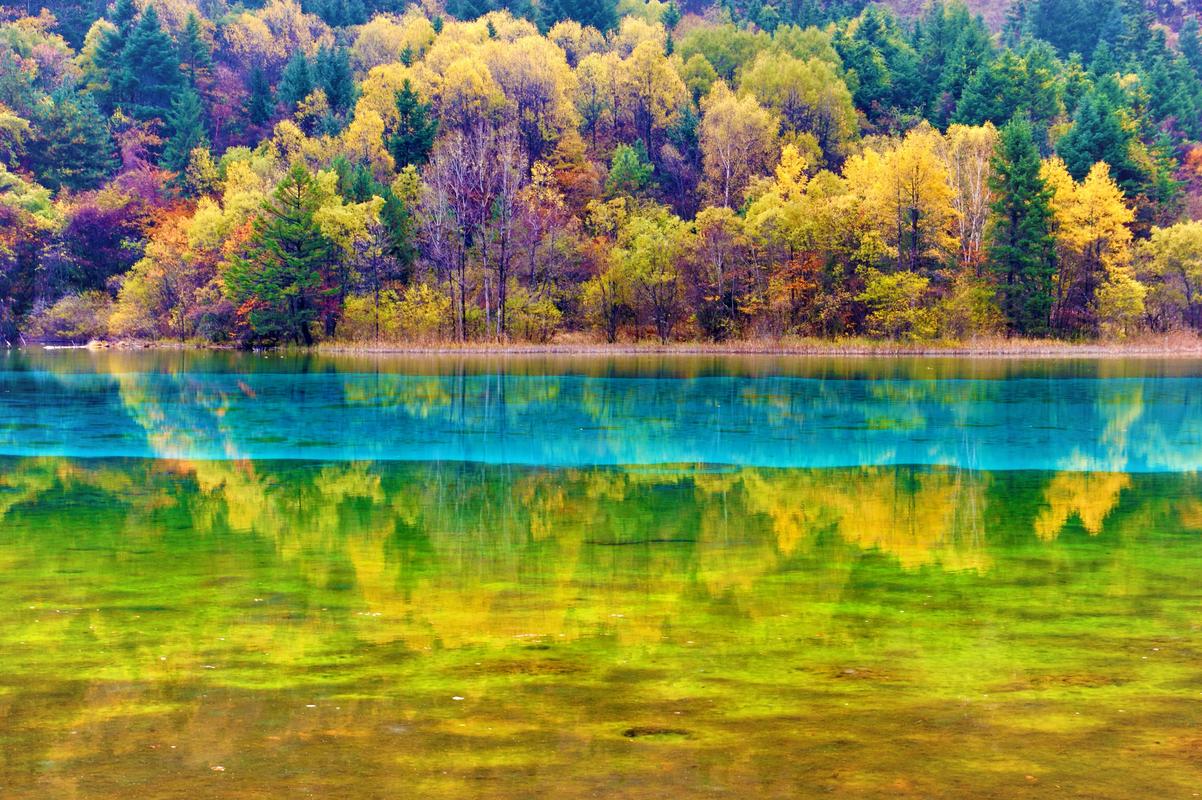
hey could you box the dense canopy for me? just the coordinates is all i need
[3,0,1202,345]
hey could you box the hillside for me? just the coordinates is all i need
[882,0,1012,28]
[882,0,1202,31]
[2,0,1202,348]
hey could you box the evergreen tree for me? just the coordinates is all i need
[1181,17,1202,77]
[1027,0,1116,59]
[1061,53,1091,117]
[1089,42,1119,78]
[246,68,275,128]
[934,8,994,121]
[161,85,208,177]
[1055,86,1140,189]
[988,118,1056,336]
[332,156,376,202]
[539,0,619,33]
[447,0,494,21]
[179,12,212,82]
[387,80,438,168]
[1144,54,1201,138]
[93,0,139,112]
[380,189,416,280]
[305,0,367,27]
[663,2,681,29]
[278,52,314,111]
[315,47,356,114]
[1114,0,1153,63]
[223,164,335,346]
[954,53,1018,126]
[605,141,653,197]
[27,90,117,192]
[837,7,922,117]
[115,5,183,120]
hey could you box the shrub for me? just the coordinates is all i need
[505,286,562,343]
[857,269,938,341]
[336,284,452,342]
[939,277,1005,340]
[24,291,113,343]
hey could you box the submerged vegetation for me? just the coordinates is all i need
[3,0,1202,346]
[4,452,1202,797]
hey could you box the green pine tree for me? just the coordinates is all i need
[161,85,209,178]
[1144,54,1201,138]
[1180,17,1202,76]
[115,5,183,120]
[246,68,275,128]
[27,89,117,192]
[380,189,416,281]
[277,52,314,111]
[315,47,356,114]
[387,80,438,168]
[1114,0,1153,62]
[538,0,618,33]
[605,141,653,198]
[223,164,336,346]
[179,12,212,82]
[93,0,138,112]
[988,117,1056,336]
[1055,85,1140,189]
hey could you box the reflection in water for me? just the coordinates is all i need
[2,456,1202,798]
[1,349,1202,471]
[4,352,1202,799]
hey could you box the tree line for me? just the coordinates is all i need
[3,0,1202,345]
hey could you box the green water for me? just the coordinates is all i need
[1,353,1202,798]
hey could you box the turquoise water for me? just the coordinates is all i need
[2,351,1202,471]
[2,350,1202,799]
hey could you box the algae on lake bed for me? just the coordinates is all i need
[3,351,1202,798]
[1,455,1202,799]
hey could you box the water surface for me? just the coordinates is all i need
[1,351,1201,798]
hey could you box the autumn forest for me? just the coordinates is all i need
[3,0,1202,345]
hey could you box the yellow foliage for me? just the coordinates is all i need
[339,109,396,179]
[354,63,417,131]
[350,11,435,72]
[1034,473,1131,541]
[698,81,778,207]
[847,123,959,271]
[222,0,332,71]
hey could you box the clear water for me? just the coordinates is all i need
[1,350,1201,798]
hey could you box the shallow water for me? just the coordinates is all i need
[1,351,1201,798]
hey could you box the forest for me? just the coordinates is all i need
[3,0,1202,345]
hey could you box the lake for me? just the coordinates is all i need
[1,350,1201,798]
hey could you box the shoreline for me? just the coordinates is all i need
[61,333,1202,359]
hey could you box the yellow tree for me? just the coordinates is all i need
[685,205,757,339]
[613,204,689,342]
[574,51,621,150]
[938,123,997,274]
[1136,221,1202,331]
[350,11,436,72]
[222,0,332,73]
[547,20,605,67]
[1042,158,1137,334]
[736,52,857,166]
[352,63,415,130]
[846,123,959,275]
[339,109,395,180]
[698,81,778,208]
[619,39,687,148]
[484,35,578,161]
[745,143,811,257]
[431,57,506,131]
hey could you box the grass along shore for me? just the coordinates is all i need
[66,332,1202,358]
